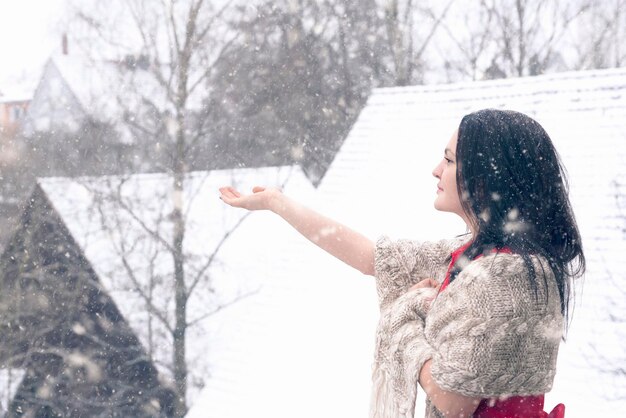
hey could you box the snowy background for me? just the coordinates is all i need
[1,1,625,417]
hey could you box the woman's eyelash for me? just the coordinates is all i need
[444,157,453,163]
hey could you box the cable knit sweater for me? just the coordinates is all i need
[369,236,563,418]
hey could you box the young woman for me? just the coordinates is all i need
[219,109,585,418]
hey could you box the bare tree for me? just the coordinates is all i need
[383,0,455,85]
[439,0,592,80]
[78,173,259,416]
[570,0,626,70]
[437,1,496,81]
[207,0,452,183]
[66,1,244,415]
[488,0,589,76]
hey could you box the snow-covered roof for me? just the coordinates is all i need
[50,55,126,122]
[311,67,626,417]
[38,165,320,409]
[0,94,31,104]
[0,77,36,104]
[51,54,181,121]
[23,54,189,141]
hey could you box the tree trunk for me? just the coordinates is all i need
[172,52,189,413]
[172,124,187,417]
[515,0,527,77]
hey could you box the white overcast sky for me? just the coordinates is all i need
[0,0,68,91]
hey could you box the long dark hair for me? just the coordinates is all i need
[450,109,585,321]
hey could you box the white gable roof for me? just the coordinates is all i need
[21,58,87,135]
[0,73,37,103]
[313,67,626,417]
[23,54,185,142]
[51,55,179,122]
[39,165,321,408]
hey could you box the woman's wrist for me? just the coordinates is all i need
[267,190,287,214]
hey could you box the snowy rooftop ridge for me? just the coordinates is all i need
[360,67,626,119]
[371,66,626,96]
[0,94,31,104]
[0,76,37,103]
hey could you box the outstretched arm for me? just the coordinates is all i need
[219,186,375,276]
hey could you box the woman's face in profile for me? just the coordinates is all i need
[432,131,465,221]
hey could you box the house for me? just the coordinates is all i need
[187,67,626,418]
[0,165,316,416]
[0,92,30,140]
[19,56,86,136]
[0,183,175,417]
[0,85,32,213]
[21,55,133,139]
[18,54,140,176]
[0,85,35,256]
[0,83,32,170]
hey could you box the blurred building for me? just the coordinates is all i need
[0,85,31,169]
[0,93,30,140]
[18,54,139,175]
[0,182,178,417]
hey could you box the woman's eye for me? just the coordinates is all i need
[444,157,453,164]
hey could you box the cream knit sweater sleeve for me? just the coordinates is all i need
[370,235,469,417]
[373,236,469,310]
[425,252,564,399]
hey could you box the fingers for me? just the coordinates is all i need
[219,186,265,198]
[218,186,270,210]
[218,187,242,207]
[225,186,241,198]
[218,187,241,199]
[427,278,440,288]
[408,278,440,292]
[424,278,439,288]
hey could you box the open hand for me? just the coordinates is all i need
[218,186,282,211]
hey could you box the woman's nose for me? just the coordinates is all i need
[432,162,442,179]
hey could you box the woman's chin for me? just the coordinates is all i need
[433,202,444,212]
